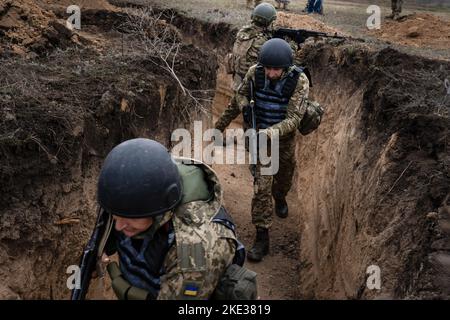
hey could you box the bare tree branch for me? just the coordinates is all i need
[120,7,211,119]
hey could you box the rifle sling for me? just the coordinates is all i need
[97,210,114,264]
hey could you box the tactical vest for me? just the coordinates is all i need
[107,160,244,300]
[115,220,175,299]
[253,64,303,129]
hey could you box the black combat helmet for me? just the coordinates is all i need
[97,138,182,218]
[251,2,277,27]
[258,38,293,68]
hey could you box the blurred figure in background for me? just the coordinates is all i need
[247,0,262,9]
[386,0,403,20]
[304,0,323,14]
[275,0,290,11]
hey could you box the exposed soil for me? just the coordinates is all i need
[0,0,76,58]
[206,5,450,299]
[39,0,118,11]
[274,11,342,34]
[1,0,450,300]
[369,13,450,50]
[0,2,217,299]
[295,41,450,298]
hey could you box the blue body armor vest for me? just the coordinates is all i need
[116,223,175,299]
[253,64,302,129]
[115,207,245,299]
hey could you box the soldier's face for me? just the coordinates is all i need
[265,67,283,80]
[113,215,154,237]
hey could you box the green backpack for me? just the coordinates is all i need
[298,99,324,135]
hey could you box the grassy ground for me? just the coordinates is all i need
[114,0,450,29]
[114,0,450,60]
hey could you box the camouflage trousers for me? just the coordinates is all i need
[246,0,262,8]
[214,74,243,132]
[251,134,296,229]
[392,0,402,14]
[275,0,290,9]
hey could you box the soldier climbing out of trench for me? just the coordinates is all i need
[216,2,277,134]
[235,38,310,262]
[73,138,257,300]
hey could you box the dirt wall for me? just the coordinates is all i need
[0,6,217,299]
[295,42,450,299]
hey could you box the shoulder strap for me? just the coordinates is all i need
[281,65,303,98]
[212,207,246,266]
[254,64,266,90]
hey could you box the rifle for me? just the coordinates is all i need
[249,80,257,180]
[71,207,111,300]
[273,28,346,49]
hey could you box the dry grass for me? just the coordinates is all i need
[119,6,213,118]
[112,0,450,60]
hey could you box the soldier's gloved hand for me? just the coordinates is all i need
[258,128,277,140]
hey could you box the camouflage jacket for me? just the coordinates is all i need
[236,64,310,138]
[105,158,237,300]
[232,22,271,78]
[157,158,237,299]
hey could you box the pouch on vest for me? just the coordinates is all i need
[213,264,257,300]
[298,99,324,135]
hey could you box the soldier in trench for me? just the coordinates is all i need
[90,138,256,299]
[235,38,309,262]
[215,2,277,134]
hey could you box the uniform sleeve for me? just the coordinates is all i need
[156,246,199,300]
[157,202,236,300]
[157,237,235,300]
[269,72,309,137]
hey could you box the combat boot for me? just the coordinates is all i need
[247,227,269,262]
[275,197,288,218]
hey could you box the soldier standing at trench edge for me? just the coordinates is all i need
[386,0,403,20]
[235,38,309,262]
